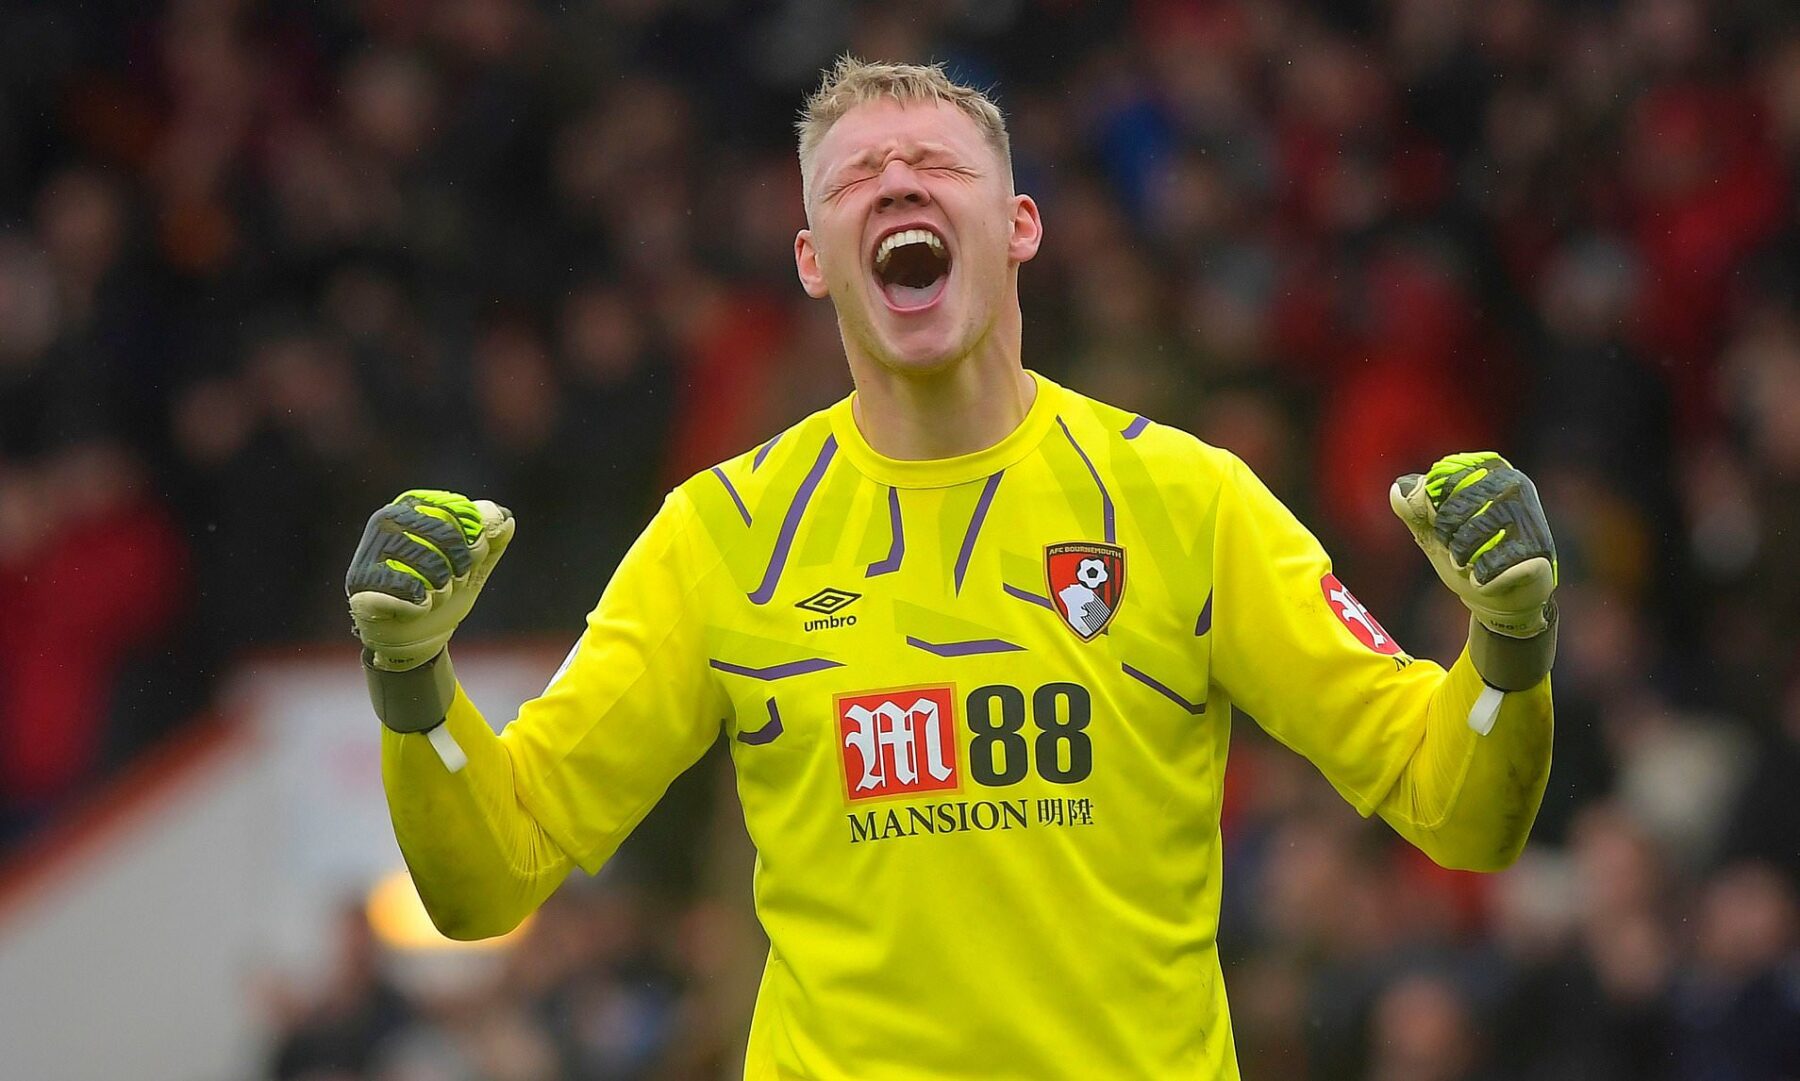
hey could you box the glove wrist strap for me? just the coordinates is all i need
[364,647,457,733]
[1468,600,1557,691]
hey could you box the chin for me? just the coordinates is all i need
[871,324,974,376]
[875,285,993,369]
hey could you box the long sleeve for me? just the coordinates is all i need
[379,490,732,938]
[1370,645,1553,870]
[1208,450,1552,869]
[382,688,573,939]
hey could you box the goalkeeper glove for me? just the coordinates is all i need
[1390,452,1557,638]
[345,489,516,674]
[1391,453,1558,703]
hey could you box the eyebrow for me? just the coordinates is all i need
[835,141,962,177]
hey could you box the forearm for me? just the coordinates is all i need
[1375,633,1554,872]
[379,668,573,939]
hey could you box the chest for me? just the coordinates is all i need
[702,476,1216,827]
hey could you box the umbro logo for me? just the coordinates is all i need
[796,587,860,615]
[797,587,860,631]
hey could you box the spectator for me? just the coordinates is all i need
[268,901,415,1081]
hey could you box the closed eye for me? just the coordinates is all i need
[924,163,978,176]
[824,176,874,201]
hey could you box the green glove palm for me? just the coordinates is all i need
[345,489,516,671]
[1390,452,1557,639]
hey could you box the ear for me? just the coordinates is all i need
[795,229,830,299]
[1007,194,1043,264]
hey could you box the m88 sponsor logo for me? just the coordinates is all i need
[835,681,1098,843]
[835,685,961,801]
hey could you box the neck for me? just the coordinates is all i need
[846,300,1035,461]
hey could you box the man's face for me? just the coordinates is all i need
[795,98,1041,375]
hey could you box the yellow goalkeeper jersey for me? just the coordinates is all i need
[408,371,1548,1080]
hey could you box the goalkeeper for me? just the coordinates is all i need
[347,58,1556,1081]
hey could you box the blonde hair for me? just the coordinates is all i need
[797,55,1013,203]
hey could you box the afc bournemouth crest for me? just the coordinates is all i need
[1045,542,1125,641]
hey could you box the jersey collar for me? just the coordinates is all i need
[829,370,1062,489]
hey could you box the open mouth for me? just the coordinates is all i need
[872,227,951,311]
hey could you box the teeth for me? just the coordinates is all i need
[876,228,946,268]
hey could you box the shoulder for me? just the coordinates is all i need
[670,404,840,550]
[1049,379,1241,495]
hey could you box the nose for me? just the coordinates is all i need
[874,159,930,210]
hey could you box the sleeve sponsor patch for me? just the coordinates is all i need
[1319,573,1402,656]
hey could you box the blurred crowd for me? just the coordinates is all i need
[3,0,1799,1078]
[264,851,767,1081]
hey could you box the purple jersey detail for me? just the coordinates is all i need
[749,434,837,605]
[866,485,904,577]
[1121,662,1208,715]
[709,656,843,680]
[711,465,752,526]
[1003,582,1056,611]
[1195,590,1213,635]
[953,471,1004,594]
[737,698,784,745]
[1056,416,1116,544]
[904,635,1025,657]
[752,432,781,470]
[1122,415,1149,440]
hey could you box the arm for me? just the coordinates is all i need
[1208,452,1555,871]
[1368,636,1553,870]
[1377,455,1559,869]
[349,490,729,939]
[378,664,572,939]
